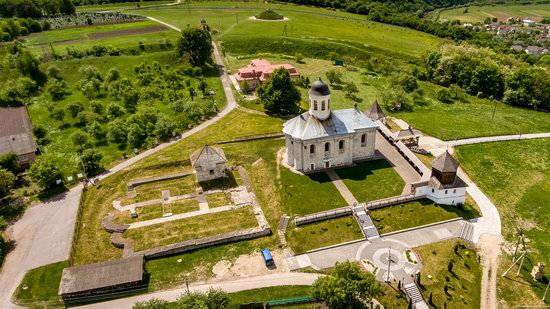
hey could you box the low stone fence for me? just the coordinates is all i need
[127,172,192,192]
[102,213,130,233]
[216,133,284,145]
[366,194,422,210]
[295,206,353,226]
[136,227,272,259]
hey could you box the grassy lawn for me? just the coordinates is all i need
[12,261,67,307]
[437,4,550,23]
[122,175,196,205]
[377,282,409,309]
[286,216,363,254]
[456,139,550,305]
[226,286,312,307]
[415,240,482,308]
[370,199,480,234]
[199,170,242,191]
[335,159,405,203]
[124,205,259,251]
[280,169,348,216]
[171,198,200,214]
[206,192,232,208]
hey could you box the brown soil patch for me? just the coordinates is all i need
[88,24,169,40]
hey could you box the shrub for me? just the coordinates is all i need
[255,9,284,20]
[436,88,453,103]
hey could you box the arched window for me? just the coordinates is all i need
[321,101,326,111]
[327,99,330,109]
[325,142,330,152]
[313,100,318,110]
[339,140,344,150]
[310,145,315,154]
[361,134,366,144]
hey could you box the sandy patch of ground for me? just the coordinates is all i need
[88,24,168,40]
[478,233,503,309]
[212,250,289,281]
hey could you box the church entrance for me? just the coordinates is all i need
[325,161,330,168]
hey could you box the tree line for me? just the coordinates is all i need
[0,0,74,18]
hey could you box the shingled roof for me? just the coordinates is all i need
[58,255,144,296]
[432,151,459,173]
[0,107,37,156]
[189,145,227,167]
[365,100,386,121]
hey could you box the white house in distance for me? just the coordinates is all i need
[283,79,378,173]
[412,151,467,205]
[190,145,227,182]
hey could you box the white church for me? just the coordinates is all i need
[283,79,378,173]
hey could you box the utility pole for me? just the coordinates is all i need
[386,246,391,283]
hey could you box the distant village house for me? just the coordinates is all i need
[0,106,37,167]
[235,59,299,91]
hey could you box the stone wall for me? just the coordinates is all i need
[127,172,192,192]
[295,206,353,226]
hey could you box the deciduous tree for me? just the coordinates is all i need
[28,155,62,189]
[257,67,301,115]
[175,27,213,66]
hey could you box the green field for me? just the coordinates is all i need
[76,0,173,12]
[456,139,550,306]
[370,199,480,234]
[415,240,482,308]
[286,216,363,253]
[437,4,550,23]
[335,159,405,203]
[136,2,445,59]
[13,261,67,307]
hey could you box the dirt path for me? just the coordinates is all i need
[479,234,503,309]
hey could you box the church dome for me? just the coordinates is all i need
[309,78,330,96]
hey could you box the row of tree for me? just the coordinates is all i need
[0,0,74,18]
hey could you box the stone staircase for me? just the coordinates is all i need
[459,221,475,242]
[278,215,290,247]
[353,205,379,240]
[404,283,429,309]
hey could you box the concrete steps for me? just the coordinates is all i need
[459,221,475,242]
[404,283,429,309]
[353,205,380,240]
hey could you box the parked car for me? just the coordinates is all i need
[261,248,274,266]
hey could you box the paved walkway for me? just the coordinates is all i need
[78,273,321,309]
[447,132,550,146]
[0,185,83,309]
[325,169,359,205]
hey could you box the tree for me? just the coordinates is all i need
[59,0,75,15]
[90,101,103,114]
[49,108,65,122]
[46,65,61,80]
[154,116,176,141]
[46,79,70,100]
[72,130,93,150]
[176,288,229,309]
[436,88,453,103]
[343,81,359,97]
[108,119,128,144]
[15,50,45,83]
[175,27,213,66]
[33,125,48,146]
[127,123,147,149]
[257,67,301,115]
[107,102,124,118]
[105,68,120,82]
[133,298,169,309]
[28,155,62,189]
[0,168,16,197]
[0,152,18,174]
[67,102,85,118]
[399,74,418,93]
[325,70,343,85]
[294,52,304,63]
[311,261,380,308]
[81,148,103,174]
[198,80,208,96]
[189,87,196,101]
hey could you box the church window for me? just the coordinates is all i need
[361,134,366,146]
[310,163,315,170]
[325,142,330,152]
[432,188,435,193]
[209,170,214,175]
[328,99,330,109]
[321,101,326,111]
[453,189,456,193]
[445,190,448,194]
[314,100,318,110]
[339,140,344,151]
[310,145,315,154]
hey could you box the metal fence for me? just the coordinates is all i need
[68,184,87,266]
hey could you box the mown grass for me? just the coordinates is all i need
[124,206,259,251]
[12,261,67,307]
[437,4,550,23]
[206,191,232,208]
[286,216,363,254]
[415,240,482,309]
[335,159,405,203]
[370,199,480,234]
[456,139,550,305]
[122,175,196,205]
[226,286,313,308]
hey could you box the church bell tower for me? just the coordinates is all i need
[309,78,331,120]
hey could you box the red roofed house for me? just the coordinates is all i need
[235,59,299,91]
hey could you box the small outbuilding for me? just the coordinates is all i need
[190,145,228,182]
[365,100,386,124]
[395,126,422,146]
[0,106,37,167]
[411,151,467,205]
[58,255,145,302]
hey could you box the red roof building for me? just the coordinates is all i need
[235,59,299,91]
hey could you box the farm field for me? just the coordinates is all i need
[23,20,179,57]
[370,199,480,234]
[456,139,550,304]
[437,4,550,23]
